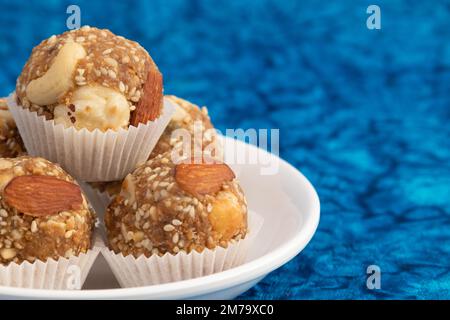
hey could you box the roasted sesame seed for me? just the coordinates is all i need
[119,81,126,92]
[30,220,38,233]
[189,206,196,218]
[108,70,117,79]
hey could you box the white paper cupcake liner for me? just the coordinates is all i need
[101,211,264,288]
[7,93,175,182]
[0,246,100,290]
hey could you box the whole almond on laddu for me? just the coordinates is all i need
[4,175,83,216]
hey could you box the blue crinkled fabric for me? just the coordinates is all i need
[0,0,449,299]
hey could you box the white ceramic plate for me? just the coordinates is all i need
[0,137,320,299]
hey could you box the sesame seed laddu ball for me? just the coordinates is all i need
[105,152,247,257]
[0,156,95,265]
[16,26,163,132]
[0,98,26,158]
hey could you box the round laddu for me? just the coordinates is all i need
[0,98,26,158]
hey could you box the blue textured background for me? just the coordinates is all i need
[1,0,449,299]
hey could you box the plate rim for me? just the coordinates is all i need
[0,139,320,299]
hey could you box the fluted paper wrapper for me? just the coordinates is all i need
[7,93,175,182]
[0,246,100,290]
[101,211,264,288]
